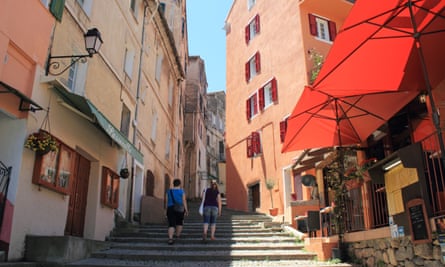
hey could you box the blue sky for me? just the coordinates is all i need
[186,0,233,92]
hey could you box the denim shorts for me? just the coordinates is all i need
[203,206,218,225]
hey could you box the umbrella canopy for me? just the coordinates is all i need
[282,86,418,152]
[282,0,445,153]
[313,0,445,95]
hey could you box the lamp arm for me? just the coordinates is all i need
[45,54,92,76]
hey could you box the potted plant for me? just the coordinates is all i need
[266,179,278,216]
[24,130,59,155]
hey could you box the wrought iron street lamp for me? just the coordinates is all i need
[45,28,103,76]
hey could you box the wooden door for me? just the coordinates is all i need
[250,183,260,211]
[65,154,90,236]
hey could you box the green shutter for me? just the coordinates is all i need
[50,0,66,22]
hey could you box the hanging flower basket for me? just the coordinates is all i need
[24,130,59,155]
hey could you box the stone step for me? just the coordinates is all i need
[112,227,275,233]
[108,242,305,251]
[118,225,270,231]
[64,203,348,267]
[107,235,300,244]
[67,259,354,267]
[87,248,316,261]
[110,230,290,238]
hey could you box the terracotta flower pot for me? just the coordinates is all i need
[269,208,278,216]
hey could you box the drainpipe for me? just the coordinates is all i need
[128,0,159,222]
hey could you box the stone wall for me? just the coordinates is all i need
[347,236,444,267]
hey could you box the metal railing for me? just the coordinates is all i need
[420,132,445,216]
[370,182,389,228]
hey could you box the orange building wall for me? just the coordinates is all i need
[0,0,53,118]
[226,0,307,214]
[225,0,353,217]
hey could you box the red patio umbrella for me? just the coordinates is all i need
[312,0,445,95]
[282,0,445,153]
[282,86,419,152]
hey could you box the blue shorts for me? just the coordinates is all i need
[203,206,219,225]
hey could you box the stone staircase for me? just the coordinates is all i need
[65,201,352,267]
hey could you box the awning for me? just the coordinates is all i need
[53,85,143,163]
[0,81,43,112]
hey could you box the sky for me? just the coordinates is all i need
[186,0,233,92]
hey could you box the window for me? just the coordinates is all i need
[130,0,138,16]
[155,51,164,83]
[246,93,258,120]
[259,78,278,111]
[308,14,337,42]
[76,0,93,16]
[41,0,50,8]
[120,104,131,138]
[124,49,135,79]
[247,131,261,157]
[279,117,289,143]
[167,5,175,31]
[151,112,158,142]
[245,52,261,82]
[100,167,119,209]
[67,60,87,95]
[219,141,225,160]
[182,18,186,38]
[50,0,65,21]
[245,14,260,44]
[165,132,171,160]
[67,61,78,91]
[248,0,256,10]
[168,76,173,106]
[159,2,166,14]
[32,135,75,195]
[176,141,181,167]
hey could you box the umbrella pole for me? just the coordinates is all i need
[415,42,445,166]
[409,4,445,166]
[418,49,445,165]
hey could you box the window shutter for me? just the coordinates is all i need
[328,20,337,41]
[258,87,265,110]
[308,13,317,36]
[245,62,251,82]
[280,119,287,143]
[245,25,250,44]
[255,14,260,33]
[252,132,261,154]
[50,0,66,21]
[246,134,253,157]
[252,93,258,115]
[246,99,251,120]
[271,78,278,102]
[255,52,261,73]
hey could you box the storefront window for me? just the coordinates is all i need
[32,140,75,195]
